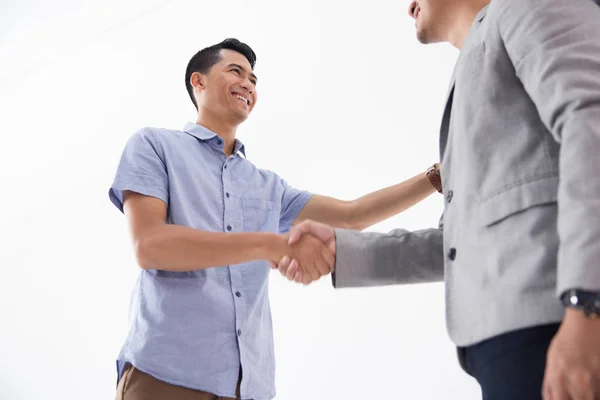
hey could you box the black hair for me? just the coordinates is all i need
[185,38,257,109]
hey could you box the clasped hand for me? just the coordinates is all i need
[269,220,337,285]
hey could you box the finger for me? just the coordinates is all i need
[322,248,335,271]
[327,237,336,255]
[542,383,553,400]
[315,258,330,277]
[566,369,595,400]
[286,259,298,281]
[278,256,291,277]
[288,227,302,245]
[268,261,277,269]
[548,382,571,400]
[303,262,320,283]
[288,258,299,274]
[294,270,302,283]
[302,270,313,285]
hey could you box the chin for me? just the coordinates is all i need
[416,29,430,44]
[416,26,445,45]
[232,110,250,123]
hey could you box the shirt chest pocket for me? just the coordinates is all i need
[241,198,279,232]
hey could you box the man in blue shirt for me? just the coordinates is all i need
[110,38,442,400]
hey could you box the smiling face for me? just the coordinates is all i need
[191,49,258,125]
[408,0,456,44]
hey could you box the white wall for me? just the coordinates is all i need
[0,0,481,398]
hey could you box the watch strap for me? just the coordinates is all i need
[426,163,443,194]
[561,289,600,318]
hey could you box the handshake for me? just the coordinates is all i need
[269,220,336,285]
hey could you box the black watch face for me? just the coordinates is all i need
[564,290,600,317]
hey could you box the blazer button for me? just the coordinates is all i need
[446,190,454,203]
[447,248,457,261]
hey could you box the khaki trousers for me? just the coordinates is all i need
[115,364,243,400]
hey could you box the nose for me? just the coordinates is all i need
[240,79,253,94]
[408,1,417,18]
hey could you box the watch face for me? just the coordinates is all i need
[562,289,600,317]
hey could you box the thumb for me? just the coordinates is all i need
[288,220,334,245]
[327,236,336,255]
[288,226,303,245]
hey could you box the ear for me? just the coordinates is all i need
[190,72,206,92]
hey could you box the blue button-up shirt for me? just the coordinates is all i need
[108,122,312,400]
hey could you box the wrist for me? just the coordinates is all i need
[259,233,288,261]
[563,307,600,330]
[426,163,443,194]
[561,288,600,318]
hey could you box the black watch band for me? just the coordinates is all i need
[560,289,600,318]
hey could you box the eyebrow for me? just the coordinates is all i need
[228,63,258,82]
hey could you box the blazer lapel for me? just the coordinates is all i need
[439,70,456,159]
[439,4,488,160]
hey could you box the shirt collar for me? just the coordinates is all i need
[183,122,246,157]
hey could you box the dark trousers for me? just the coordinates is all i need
[458,323,561,400]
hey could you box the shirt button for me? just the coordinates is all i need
[227,225,232,231]
[237,329,242,336]
[447,190,454,203]
[217,139,223,145]
[224,165,227,169]
[235,291,241,298]
[226,192,230,198]
[447,248,457,261]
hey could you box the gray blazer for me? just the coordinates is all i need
[332,0,600,347]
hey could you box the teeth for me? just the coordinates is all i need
[235,94,249,105]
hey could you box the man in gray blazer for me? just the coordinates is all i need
[274,0,600,398]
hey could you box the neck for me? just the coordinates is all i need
[196,109,238,156]
[446,0,489,49]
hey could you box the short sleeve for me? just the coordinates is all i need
[108,129,169,213]
[277,177,313,234]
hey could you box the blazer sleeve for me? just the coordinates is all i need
[495,0,600,295]
[332,215,444,288]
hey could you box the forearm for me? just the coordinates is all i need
[135,224,285,272]
[333,226,444,288]
[348,172,436,230]
[556,107,600,293]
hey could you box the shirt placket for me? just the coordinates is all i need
[221,153,246,391]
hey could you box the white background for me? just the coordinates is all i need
[0,0,481,399]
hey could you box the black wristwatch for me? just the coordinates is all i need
[560,289,600,318]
